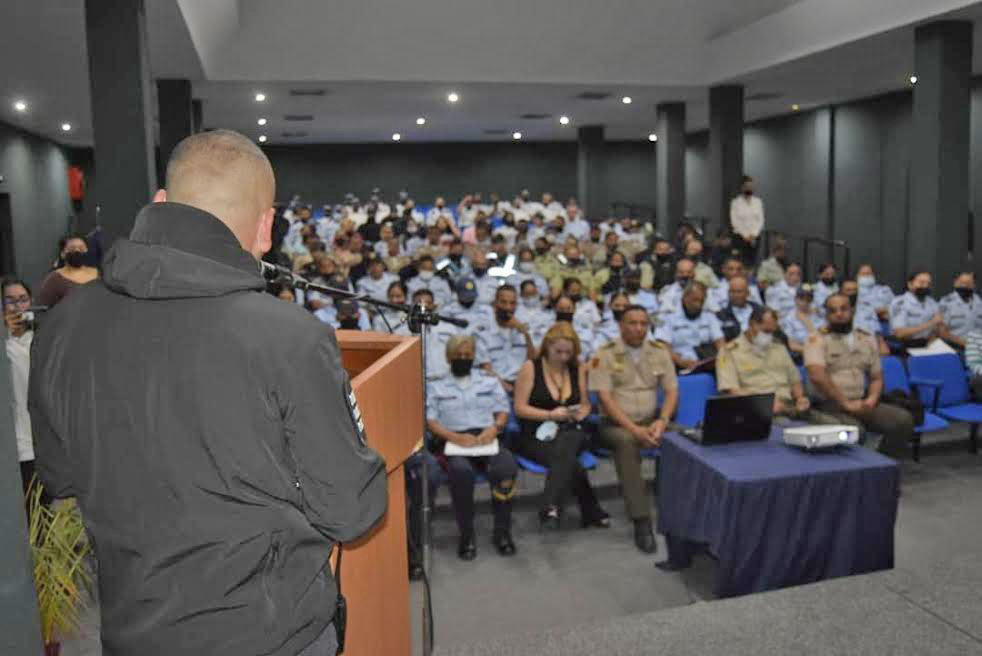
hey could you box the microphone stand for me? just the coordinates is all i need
[264,261,457,656]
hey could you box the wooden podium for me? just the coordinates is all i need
[335,331,422,656]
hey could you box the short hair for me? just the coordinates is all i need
[749,306,777,324]
[675,257,695,271]
[417,254,434,265]
[907,270,931,283]
[387,280,407,297]
[954,271,974,280]
[683,280,707,297]
[494,284,517,301]
[445,334,476,362]
[817,262,837,275]
[769,237,787,254]
[1,277,31,298]
[412,288,434,303]
[741,175,753,184]
[621,304,649,322]
[609,291,630,306]
[824,292,851,311]
[519,279,538,294]
[540,321,581,361]
[729,274,749,287]
[561,277,581,292]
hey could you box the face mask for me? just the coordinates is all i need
[339,318,360,330]
[610,264,623,273]
[568,293,582,304]
[460,298,475,309]
[472,267,487,278]
[450,358,474,377]
[521,296,540,309]
[858,275,875,289]
[64,251,86,268]
[820,277,836,286]
[418,270,434,281]
[676,276,692,287]
[519,261,535,273]
[683,306,701,320]
[556,311,574,323]
[612,309,625,322]
[567,258,582,267]
[449,254,462,263]
[535,247,549,256]
[495,308,513,323]
[913,287,931,300]
[956,287,975,301]
[829,321,852,334]
[626,281,640,293]
[743,189,753,197]
[751,331,773,350]
[656,253,672,263]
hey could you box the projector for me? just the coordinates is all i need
[783,424,860,450]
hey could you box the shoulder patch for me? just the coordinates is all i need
[855,328,871,336]
[819,326,830,334]
[647,340,666,349]
[600,341,617,350]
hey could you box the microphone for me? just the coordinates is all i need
[260,260,295,281]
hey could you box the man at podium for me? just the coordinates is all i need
[29,130,387,656]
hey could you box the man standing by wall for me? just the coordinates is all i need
[730,175,764,266]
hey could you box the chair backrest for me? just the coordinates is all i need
[676,373,718,427]
[907,353,970,408]
[880,355,910,394]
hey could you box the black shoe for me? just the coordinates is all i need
[633,518,657,554]
[581,506,611,529]
[457,534,477,561]
[493,531,517,556]
[539,507,561,531]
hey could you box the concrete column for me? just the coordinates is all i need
[577,125,606,221]
[909,21,973,284]
[157,79,193,186]
[708,85,744,232]
[655,102,686,237]
[191,98,203,134]
[84,0,156,242]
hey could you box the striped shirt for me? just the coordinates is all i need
[965,330,982,375]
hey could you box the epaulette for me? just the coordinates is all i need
[600,341,618,350]
[647,340,666,349]
[819,326,830,334]
[855,328,872,336]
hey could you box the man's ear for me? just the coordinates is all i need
[252,207,275,258]
[152,189,167,203]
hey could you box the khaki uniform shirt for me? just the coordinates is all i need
[588,338,678,423]
[803,328,880,401]
[550,264,599,295]
[716,334,800,403]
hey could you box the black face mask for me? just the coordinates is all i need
[676,276,692,287]
[913,287,931,300]
[612,309,625,322]
[829,321,852,334]
[535,247,549,256]
[556,311,574,323]
[495,308,513,323]
[460,298,475,309]
[472,267,487,278]
[776,256,790,267]
[956,287,975,301]
[743,189,753,197]
[64,251,86,268]
[450,358,474,377]
[683,306,701,320]
[626,281,640,293]
[567,258,582,267]
[610,265,623,274]
[656,253,672,263]
[846,294,858,307]
[339,318,360,330]
[568,293,582,304]
[821,277,837,286]
[449,254,462,263]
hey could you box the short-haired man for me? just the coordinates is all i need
[806,293,915,458]
[657,258,696,319]
[479,285,536,392]
[765,261,802,320]
[716,274,763,341]
[590,305,678,553]
[407,254,453,307]
[708,257,763,310]
[655,281,726,371]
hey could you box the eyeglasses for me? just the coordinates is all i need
[2,295,30,306]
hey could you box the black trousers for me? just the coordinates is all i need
[514,428,600,515]
[446,450,517,537]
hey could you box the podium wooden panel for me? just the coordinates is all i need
[336,331,422,656]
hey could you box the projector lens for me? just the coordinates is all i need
[839,430,849,442]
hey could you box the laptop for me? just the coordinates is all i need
[682,394,774,445]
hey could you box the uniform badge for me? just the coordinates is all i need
[344,378,368,446]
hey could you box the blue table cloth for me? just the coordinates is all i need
[657,426,900,598]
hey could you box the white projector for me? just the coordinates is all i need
[783,424,860,450]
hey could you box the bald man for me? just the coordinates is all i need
[29,130,386,656]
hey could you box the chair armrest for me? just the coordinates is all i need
[909,377,943,412]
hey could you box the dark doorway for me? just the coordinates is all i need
[0,194,14,276]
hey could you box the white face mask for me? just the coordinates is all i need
[751,331,773,350]
[857,274,875,289]
[418,270,434,281]
[521,296,540,309]
[519,261,535,273]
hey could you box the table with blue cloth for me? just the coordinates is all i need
[656,426,900,598]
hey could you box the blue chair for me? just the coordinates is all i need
[515,451,597,474]
[907,354,982,454]
[880,356,950,461]
[675,373,717,427]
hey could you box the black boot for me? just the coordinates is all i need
[633,518,657,554]
[492,530,516,556]
[457,534,477,561]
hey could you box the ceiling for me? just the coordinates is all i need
[2,0,982,146]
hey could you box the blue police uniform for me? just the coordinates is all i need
[506,271,550,298]
[654,310,724,361]
[890,292,940,340]
[478,323,530,382]
[471,274,501,305]
[355,271,398,302]
[812,281,839,312]
[657,282,685,319]
[939,292,982,339]
[780,311,825,345]
[441,301,495,338]
[626,290,659,317]
[593,316,622,351]
[857,280,895,315]
[515,305,553,348]
[765,280,798,320]
[313,306,373,331]
[852,303,882,336]
[407,274,453,307]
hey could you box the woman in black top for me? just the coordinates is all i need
[514,321,609,529]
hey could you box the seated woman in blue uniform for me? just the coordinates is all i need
[513,322,610,530]
[425,335,518,560]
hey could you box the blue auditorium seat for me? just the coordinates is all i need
[907,354,982,454]
[880,355,950,461]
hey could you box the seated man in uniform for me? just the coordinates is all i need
[841,279,889,355]
[716,274,762,341]
[889,270,943,347]
[939,271,982,349]
[656,258,695,319]
[708,256,763,311]
[856,263,894,321]
[764,261,802,321]
[805,293,915,458]
[589,305,678,553]
[479,285,536,392]
[441,277,494,337]
[655,281,725,371]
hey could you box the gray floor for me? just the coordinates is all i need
[61,427,982,656]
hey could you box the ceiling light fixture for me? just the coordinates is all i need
[416,117,426,126]
[791,104,800,111]
[258,135,267,143]
[392,133,402,141]
[559,116,570,125]
[621,96,632,104]
[255,92,267,102]
[909,75,918,85]
[447,92,460,103]
[648,133,658,142]
[512,131,522,140]
[257,117,267,126]
[61,123,72,132]
[13,100,27,113]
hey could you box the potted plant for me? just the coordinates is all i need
[26,479,92,656]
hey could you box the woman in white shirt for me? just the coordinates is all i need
[3,277,37,495]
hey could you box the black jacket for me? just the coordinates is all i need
[29,202,387,656]
[716,301,762,341]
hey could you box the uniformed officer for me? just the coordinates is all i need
[406,254,453,307]
[682,238,720,291]
[812,263,840,312]
[780,285,824,358]
[594,292,630,351]
[426,335,518,560]
[507,247,550,298]
[314,299,372,331]
[657,258,696,319]
[478,285,536,392]
[717,306,839,423]
[555,295,597,360]
[589,305,678,553]
[622,267,659,318]
[840,279,889,355]
[407,289,486,380]
[441,277,495,338]
[654,281,726,370]
[708,257,763,311]
[355,254,398,302]
[856,263,894,322]
[889,271,943,345]
[468,251,501,305]
[515,280,553,347]
[939,271,982,348]
[765,261,802,320]
[716,274,762,341]
[756,236,788,292]
[805,293,915,458]
[549,244,599,298]
[372,281,410,333]
[562,277,603,328]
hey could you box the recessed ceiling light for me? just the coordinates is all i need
[257,117,267,126]
[392,133,402,141]
[909,75,918,85]
[258,135,267,143]
[559,116,570,125]
[447,92,460,103]
[648,133,658,142]
[13,100,27,113]
[791,104,800,111]
[512,132,522,140]
[622,96,632,104]
[416,117,426,126]
[61,123,72,132]
[255,92,267,102]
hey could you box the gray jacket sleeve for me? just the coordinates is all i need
[283,331,387,543]
[27,339,75,499]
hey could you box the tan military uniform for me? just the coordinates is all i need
[803,327,913,458]
[717,334,800,403]
[550,264,600,296]
[588,339,677,520]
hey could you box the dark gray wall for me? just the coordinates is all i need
[0,121,73,289]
